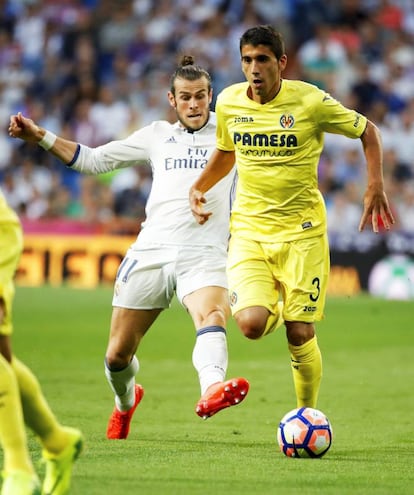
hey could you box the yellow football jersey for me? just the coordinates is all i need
[215,80,367,241]
[0,190,22,335]
[0,189,20,225]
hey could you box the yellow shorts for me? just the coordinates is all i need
[0,223,23,336]
[227,233,330,322]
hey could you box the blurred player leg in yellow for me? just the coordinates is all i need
[0,195,83,495]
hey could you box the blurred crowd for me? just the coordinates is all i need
[1,0,414,235]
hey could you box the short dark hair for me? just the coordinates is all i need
[170,55,212,95]
[240,25,285,60]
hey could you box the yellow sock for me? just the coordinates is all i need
[0,354,34,473]
[12,357,69,454]
[288,336,322,408]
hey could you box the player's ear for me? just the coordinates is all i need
[208,89,213,104]
[278,54,288,71]
[167,91,176,108]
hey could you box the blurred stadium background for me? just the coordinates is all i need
[1,0,414,297]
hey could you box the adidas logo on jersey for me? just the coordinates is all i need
[165,136,177,143]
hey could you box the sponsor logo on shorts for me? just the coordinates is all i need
[303,306,317,312]
[302,221,313,229]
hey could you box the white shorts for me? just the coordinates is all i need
[112,244,228,309]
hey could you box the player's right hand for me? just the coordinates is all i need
[189,188,212,225]
[358,186,395,233]
[8,112,41,143]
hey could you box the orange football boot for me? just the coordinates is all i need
[106,384,144,439]
[195,377,249,419]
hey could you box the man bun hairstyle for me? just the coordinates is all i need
[170,55,212,95]
[240,25,285,60]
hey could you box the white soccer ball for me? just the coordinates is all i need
[277,407,333,458]
[368,254,414,300]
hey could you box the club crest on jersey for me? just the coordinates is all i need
[114,281,120,297]
[229,291,238,306]
[280,114,295,129]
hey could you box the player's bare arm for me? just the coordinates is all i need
[189,148,235,224]
[358,120,395,233]
[8,112,78,164]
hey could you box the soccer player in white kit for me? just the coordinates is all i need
[9,56,249,440]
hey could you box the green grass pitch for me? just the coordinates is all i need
[3,286,414,494]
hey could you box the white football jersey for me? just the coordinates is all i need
[70,113,236,248]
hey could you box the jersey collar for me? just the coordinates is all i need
[173,112,216,133]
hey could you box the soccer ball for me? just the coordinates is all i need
[368,254,414,300]
[277,407,333,458]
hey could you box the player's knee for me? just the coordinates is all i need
[0,298,5,325]
[105,349,132,371]
[208,306,228,326]
[286,321,315,346]
[235,309,267,340]
[240,324,264,340]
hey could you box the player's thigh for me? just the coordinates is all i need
[177,246,230,328]
[184,286,230,329]
[112,247,176,310]
[176,245,228,304]
[227,236,278,315]
[282,234,329,322]
[0,335,12,362]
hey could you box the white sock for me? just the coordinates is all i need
[105,356,139,411]
[192,326,228,395]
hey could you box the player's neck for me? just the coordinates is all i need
[248,79,282,104]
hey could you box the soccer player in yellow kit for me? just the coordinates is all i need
[0,191,83,495]
[190,25,395,410]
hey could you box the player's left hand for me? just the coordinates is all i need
[359,185,395,233]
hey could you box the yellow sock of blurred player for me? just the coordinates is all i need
[12,357,71,454]
[288,336,322,408]
[0,353,34,473]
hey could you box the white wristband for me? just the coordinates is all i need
[38,130,57,150]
